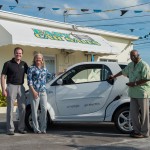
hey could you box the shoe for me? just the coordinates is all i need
[41,131,46,134]
[18,130,27,134]
[7,131,15,135]
[130,132,145,138]
[144,135,149,138]
[133,133,145,138]
[130,131,136,137]
[34,131,41,134]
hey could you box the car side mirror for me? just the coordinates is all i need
[56,79,63,85]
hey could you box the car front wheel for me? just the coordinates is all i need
[25,107,51,131]
[114,106,133,134]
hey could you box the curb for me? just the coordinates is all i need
[0,106,17,113]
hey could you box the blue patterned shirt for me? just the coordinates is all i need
[27,66,52,92]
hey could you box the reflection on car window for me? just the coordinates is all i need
[61,64,112,85]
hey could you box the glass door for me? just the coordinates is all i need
[44,56,56,76]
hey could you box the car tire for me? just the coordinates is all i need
[114,106,133,134]
[25,107,51,131]
[25,108,33,131]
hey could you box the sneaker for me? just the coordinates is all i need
[130,131,136,137]
[18,130,27,134]
[130,132,145,138]
[34,131,41,134]
[41,131,46,134]
[133,133,145,138]
[7,131,15,135]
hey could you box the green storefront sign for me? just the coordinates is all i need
[33,29,101,46]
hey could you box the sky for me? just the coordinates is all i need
[1,0,150,64]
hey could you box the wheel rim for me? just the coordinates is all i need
[28,113,33,128]
[117,110,133,132]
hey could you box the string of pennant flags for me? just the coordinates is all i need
[0,0,148,45]
[1,3,150,16]
[139,33,150,39]
[1,0,150,38]
[115,28,150,39]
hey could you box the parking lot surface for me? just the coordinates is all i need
[0,113,150,150]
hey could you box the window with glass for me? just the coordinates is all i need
[59,64,112,85]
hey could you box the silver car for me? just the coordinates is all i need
[24,62,132,133]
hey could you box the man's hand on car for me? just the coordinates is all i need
[108,75,115,80]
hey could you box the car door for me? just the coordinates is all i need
[54,64,113,116]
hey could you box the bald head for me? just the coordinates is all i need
[130,50,140,63]
[130,50,139,56]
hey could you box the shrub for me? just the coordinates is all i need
[0,90,7,107]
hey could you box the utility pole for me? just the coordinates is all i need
[63,10,68,22]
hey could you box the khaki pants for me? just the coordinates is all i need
[6,84,26,133]
[130,98,149,137]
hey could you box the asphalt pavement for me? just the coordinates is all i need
[0,113,150,150]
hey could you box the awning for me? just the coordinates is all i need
[0,20,119,54]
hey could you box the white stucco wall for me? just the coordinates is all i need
[99,35,133,62]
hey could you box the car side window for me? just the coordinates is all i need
[72,68,101,83]
[60,64,112,85]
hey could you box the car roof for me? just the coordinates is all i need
[66,61,127,71]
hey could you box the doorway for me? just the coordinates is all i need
[44,56,56,75]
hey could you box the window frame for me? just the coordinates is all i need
[52,64,112,86]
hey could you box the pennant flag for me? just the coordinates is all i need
[52,8,60,10]
[37,7,45,11]
[130,29,134,32]
[134,10,143,13]
[15,0,19,4]
[93,9,102,13]
[66,8,76,11]
[120,10,128,16]
[144,35,148,38]
[0,5,3,9]
[81,9,89,12]
[9,6,16,10]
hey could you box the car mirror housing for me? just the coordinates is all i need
[57,79,63,85]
